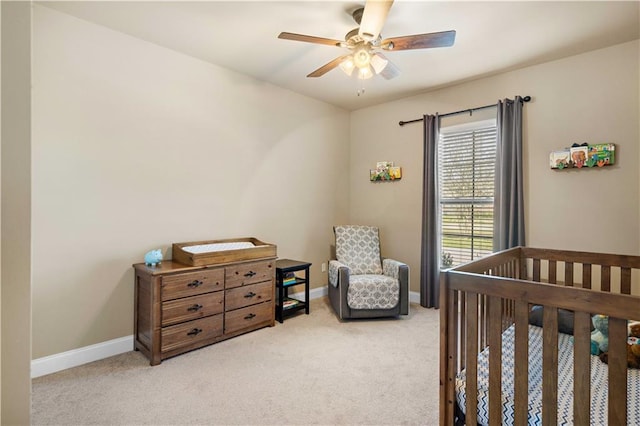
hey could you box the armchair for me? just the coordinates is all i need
[328,225,409,319]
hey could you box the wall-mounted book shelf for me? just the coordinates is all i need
[550,143,615,170]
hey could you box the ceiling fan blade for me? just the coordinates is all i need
[359,0,394,41]
[374,53,400,80]
[278,32,343,47]
[381,30,456,51]
[307,55,351,78]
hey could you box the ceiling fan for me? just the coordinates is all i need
[278,0,456,80]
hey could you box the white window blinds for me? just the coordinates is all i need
[438,122,497,266]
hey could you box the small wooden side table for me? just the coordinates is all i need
[275,259,312,323]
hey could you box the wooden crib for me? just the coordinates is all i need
[439,247,640,425]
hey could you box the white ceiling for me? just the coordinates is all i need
[40,1,640,111]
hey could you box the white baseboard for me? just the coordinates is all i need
[32,289,422,378]
[32,290,328,378]
[31,335,133,378]
[287,285,327,301]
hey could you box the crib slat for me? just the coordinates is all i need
[621,267,631,294]
[582,263,592,289]
[480,295,487,349]
[519,256,527,280]
[460,292,467,372]
[542,306,558,426]
[549,260,557,284]
[514,301,529,426]
[465,292,478,426]
[565,261,574,286]
[533,258,541,282]
[573,311,591,424]
[450,291,463,374]
[488,296,502,426]
[444,288,457,425]
[608,317,628,424]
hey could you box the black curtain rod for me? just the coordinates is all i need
[398,95,532,126]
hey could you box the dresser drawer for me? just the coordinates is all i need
[162,292,224,327]
[224,302,272,335]
[225,260,274,289]
[161,315,223,353]
[161,268,224,301]
[225,281,272,311]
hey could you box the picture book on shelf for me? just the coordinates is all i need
[282,299,299,309]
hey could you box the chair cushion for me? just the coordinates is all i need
[347,274,400,310]
[334,225,383,275]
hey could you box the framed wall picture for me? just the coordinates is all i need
[370,162,402,181]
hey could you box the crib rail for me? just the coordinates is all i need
[439,247,640,426]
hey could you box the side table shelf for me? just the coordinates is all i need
[275,259,312,323]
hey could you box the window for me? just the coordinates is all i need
[438,120,497,267]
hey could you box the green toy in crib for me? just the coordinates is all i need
[590,314,608,355]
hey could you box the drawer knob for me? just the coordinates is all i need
[187,304,203,312]
[187,328,203,336]
[187,280,203,288]
[244,271,256,278]
[244,313,256,320]
[244,291,257,299]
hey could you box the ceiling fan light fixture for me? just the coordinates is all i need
[358,65,373,80]
[353,47,371,69]
[340,57,355,76]
[370,53,389,74]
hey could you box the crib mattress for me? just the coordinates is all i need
[455,324,640,425]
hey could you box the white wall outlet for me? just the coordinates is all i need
[321,262,327,273]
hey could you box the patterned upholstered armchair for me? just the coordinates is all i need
[328,225,409,319]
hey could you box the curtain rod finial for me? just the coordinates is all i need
[523,95,531,102]
[399,121,405,126]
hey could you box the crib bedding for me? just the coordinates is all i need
[455,324,640,425]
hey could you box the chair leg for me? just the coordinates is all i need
[399,264,410,315]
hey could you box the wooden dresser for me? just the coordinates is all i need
[133,257,276,365]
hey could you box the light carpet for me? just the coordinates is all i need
[32,297,440,425]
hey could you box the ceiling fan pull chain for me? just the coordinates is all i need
[357,77,365,97]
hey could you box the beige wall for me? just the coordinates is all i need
[350,40,640,293]
[31,5,350,358]
[1,2,32,424]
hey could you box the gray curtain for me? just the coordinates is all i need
[421,114,440,308]
[494,96,526,250]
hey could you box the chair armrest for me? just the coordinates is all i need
[329,260,350,287]
[383,258,407,279]
[384,258,410,315]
